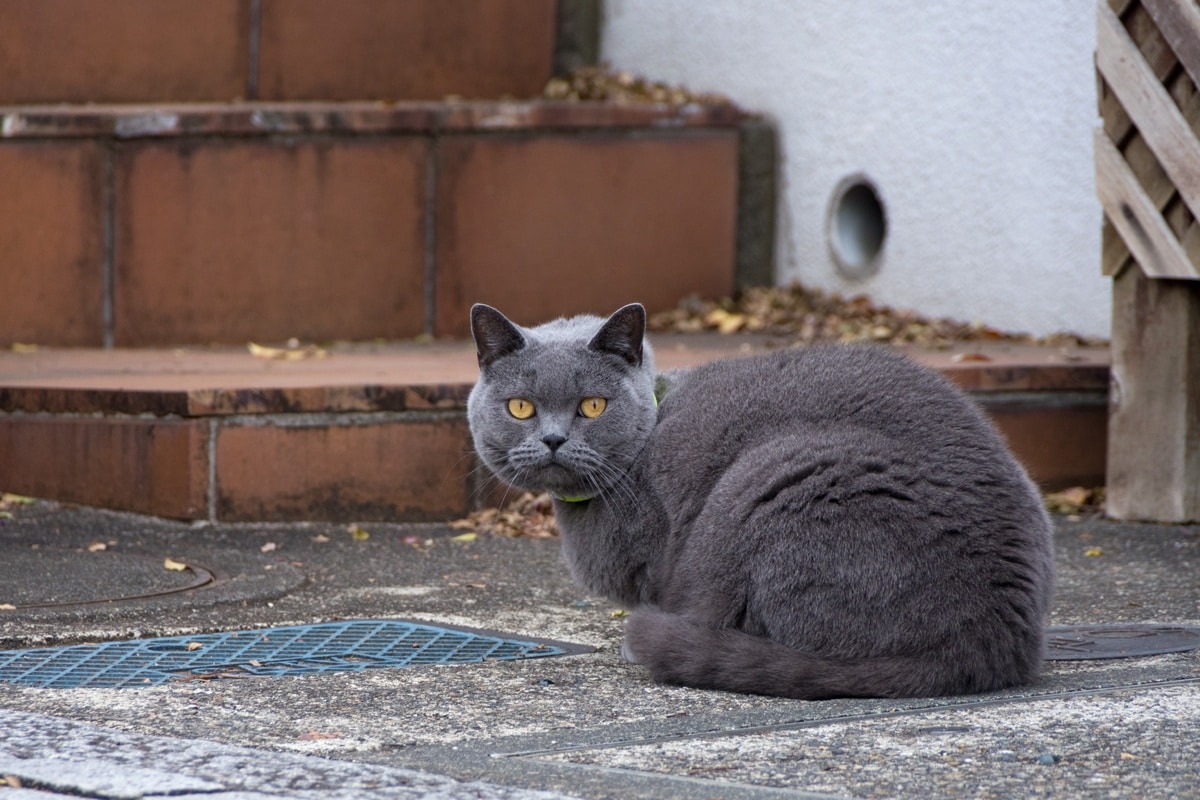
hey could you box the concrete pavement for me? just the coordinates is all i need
[1,498,1197,798]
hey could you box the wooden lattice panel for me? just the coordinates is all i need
[1096,0,1200,280]
[1096,0,1200,523]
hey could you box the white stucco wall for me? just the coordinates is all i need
[603,1,1108,338]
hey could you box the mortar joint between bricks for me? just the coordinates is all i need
[214,409,468,428]
[206,417,218,522]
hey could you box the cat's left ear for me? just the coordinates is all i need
[471,304,526,368]
[588,303,646,366]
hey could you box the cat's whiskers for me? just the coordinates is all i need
[449,448,481,475]
[454,449,500,489]
[460,457,502,506]
[472,442,548,510]
[574,447,640,519]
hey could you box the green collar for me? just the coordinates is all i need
[554,389,658,506]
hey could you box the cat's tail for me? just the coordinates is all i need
[624,609,1034,700]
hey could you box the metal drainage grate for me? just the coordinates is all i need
[0,620,590,688]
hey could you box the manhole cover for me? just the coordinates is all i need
[0,548,213,608]
[1045,624,1200,660]
[0,619,592,688]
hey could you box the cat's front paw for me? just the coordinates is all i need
[620,637,643,664]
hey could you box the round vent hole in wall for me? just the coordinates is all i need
[829,175,887,280]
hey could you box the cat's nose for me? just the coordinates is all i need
[542,434,567,453]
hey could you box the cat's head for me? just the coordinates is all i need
[467,303,658,501]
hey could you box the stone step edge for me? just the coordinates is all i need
[0,338,1110,418]
[0,100,745,141]
[0,340,1111,521]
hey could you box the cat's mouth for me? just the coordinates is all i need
[537,462,579,488]
[499,445,595,497]
[516,462,588,497]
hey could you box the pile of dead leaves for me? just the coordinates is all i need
[456,485,1107,541]
[450,492,560,539]
[648,285,1107,348]
[0,492,33,520]
[1044,486,1106,516]
[543,66,734,108]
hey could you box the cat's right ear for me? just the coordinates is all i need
[589,303,646,366]
[470,304,526,368]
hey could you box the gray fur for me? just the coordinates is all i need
[468,303,1055,699]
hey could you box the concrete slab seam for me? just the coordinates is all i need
[494,674,1200,760]
[529,760,851,800]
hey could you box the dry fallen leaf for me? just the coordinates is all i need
[543,66,733,108]
[1045,486,1104,515]
[450,532,477,543]
[647,285,1108,348]
[1060,487,1093,505]
[704,308,747,334]
[299,730,344,741]
[610,609,628,619]
[347,525,370,541]
[1085,547,1105,557]
[951,352,992,363]
[449,492,559,539]
[186,642,203,651]
[163,558,189,572]
[260,542,277,553]
[0,493,34,519]
[402,535,431,550]
[87,541,108,552]
[312,534,331,543]
[248,341,328,361]
[0,603,16,611]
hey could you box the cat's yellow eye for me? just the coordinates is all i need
[579,397,607,419]
[507,398,536,420]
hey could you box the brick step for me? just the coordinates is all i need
[0,0,574,105]
[0,99,749,347]
[0,338,1110,522]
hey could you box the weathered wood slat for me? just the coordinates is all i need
[1101,220,1133,276]
[1097,1,1200,236]
[1099,0,1200,524]
[1096,2,1200,274]
[1097,3,1180,149]
[1099,75,1135,145]
[1101,135,1174,274]
[1126,1,1184,80]
[1167,60,1200,136]
[1095,129,1199,278]
[1108,267,1200,522]
[1142,0,1200,90]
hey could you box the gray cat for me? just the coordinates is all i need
[467,302,1054,699]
